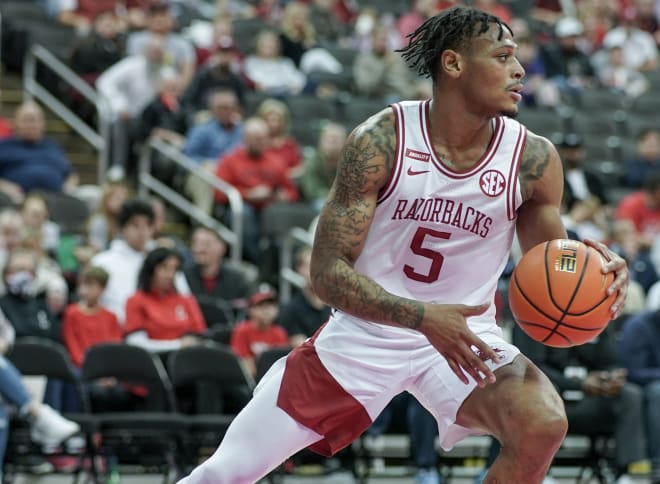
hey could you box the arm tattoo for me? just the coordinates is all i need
[312,111,425,329]
[519,135,551,200]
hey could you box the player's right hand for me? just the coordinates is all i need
[418,303,500,387]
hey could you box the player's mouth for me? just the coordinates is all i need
[507,84,523,102]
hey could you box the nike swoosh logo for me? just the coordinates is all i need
[407,167,430,176]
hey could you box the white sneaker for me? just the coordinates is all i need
[615,475,634,484]
[30,404,80,445]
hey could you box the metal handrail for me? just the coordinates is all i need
[279,226,313,303]
[23,44,111,183]
[138,138,244,264]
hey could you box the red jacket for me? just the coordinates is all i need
[214,147,299,207]
[125,290,206,340]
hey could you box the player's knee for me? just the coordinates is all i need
[519,406,567,454]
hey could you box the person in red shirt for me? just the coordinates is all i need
[256,99,303,179]
[230,284,288,378]
[616,172,660,247]
[62,265,141,411]
[125,247,206,354]
[214,117,298,264]
[62,266,122,368]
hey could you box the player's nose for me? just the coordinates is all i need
[512,58,525,80]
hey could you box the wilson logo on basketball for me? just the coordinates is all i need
[479,170,506,197]
[405,148,430,162]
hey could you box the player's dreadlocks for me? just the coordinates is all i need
[399,6,511,83]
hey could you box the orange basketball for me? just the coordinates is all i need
[508,239,616,348]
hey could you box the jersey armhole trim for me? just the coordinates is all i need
[377,103,404,204]
[507,123,526,221]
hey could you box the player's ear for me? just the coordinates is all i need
[440,49,463,78]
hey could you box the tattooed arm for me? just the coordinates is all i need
[516,132,628,317]
[310,109,500,386]
[310,110,413,326]
[516,132,567,254]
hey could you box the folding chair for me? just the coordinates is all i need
[81,343,187,484]
[167,343,255,473]
[5,337,99,484]
[255,346,292,383]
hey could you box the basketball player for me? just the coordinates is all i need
[178,7,629,484]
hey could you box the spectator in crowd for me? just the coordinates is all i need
[308,0,349,46]
[363,393,441,484]
[181,36,246,116]
[354,24,420,103]
[0,307,80,479]
[596,43,649,98]
[278,1,317,67]
[135,72,188,187]
[513,27,560,107]
[126,2,196,88]
[182,89,243,216]
[623,128,660,189]
[557,133,609,242]
[0,115,12,140]
[96,35,173,173]
[256,98,302,178]
[62,265,122,368]
[214,117,299,264]
[86,180,130,252]
[0,101,78,205]
[616,172,660,247]
[244,30,308,97]
[182,89,243,166]
[278,245,330,347]
[0,209,64,298]
[69,11,125,87]
[618,308,660,484]
[125,247,206,354]
[515,324,646,483]
[299,121,346,211]
[183,226,250,309]
[607,219,653,310]
[602,7,659,72]
[230,283,288,378]
[0,248,61,342]
[90,198,189,324]
[55,0,121,34]
[396,0,438,44]
[20,193,60,257]
[541,17,596,99]
[472,0,513,23]
[135,72,187,150]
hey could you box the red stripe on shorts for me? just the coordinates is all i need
[276,338,373,457]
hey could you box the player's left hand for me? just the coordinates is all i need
[583,238,628,319]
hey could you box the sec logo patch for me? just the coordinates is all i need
[479,170,506,197]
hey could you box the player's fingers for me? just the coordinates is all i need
[583,238,611,261]
[611,285,627,319]
[461,346,496,385]
[447,358,469,385]
[459,303,489,316]
[468,335,500,364]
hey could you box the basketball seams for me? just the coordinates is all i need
[509,239,613,348]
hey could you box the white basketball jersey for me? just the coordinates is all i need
[342,100,526,335]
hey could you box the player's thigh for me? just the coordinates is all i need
[456,354,566,443]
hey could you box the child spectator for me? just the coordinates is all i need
[230,284,288,378]
[61,266,122,368]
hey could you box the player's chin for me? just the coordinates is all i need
[499,103,519,118]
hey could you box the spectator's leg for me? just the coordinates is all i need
[648,381,660,483]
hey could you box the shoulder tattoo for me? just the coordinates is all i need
[519,134,551,200]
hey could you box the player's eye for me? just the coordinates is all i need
[498,54,509,61]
